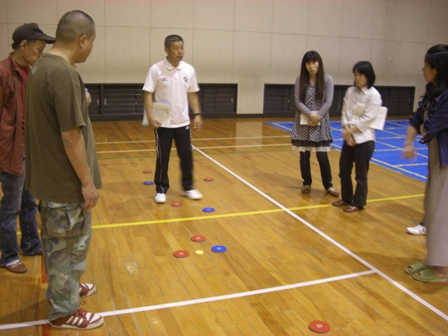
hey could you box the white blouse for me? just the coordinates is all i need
[341,86,382,144]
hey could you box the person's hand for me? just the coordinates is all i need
[82,181,99,210]
[149,116,162,129]
[309,113,321,125]
[193,115,202,131]
[308,120,318,126]
[402,144,416,160]
[342,130,355,146]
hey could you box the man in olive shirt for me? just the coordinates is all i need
[25,10,103,330]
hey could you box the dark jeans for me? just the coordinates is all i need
[0,163,41,266]
[154,126,194,194]
[338,140,375,209]
[300,151,333,190]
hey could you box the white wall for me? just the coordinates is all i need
[1,0,447,113]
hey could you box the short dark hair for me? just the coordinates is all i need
[164,35,183,48]
[299,50,325,103]
[352,61,376,88]
[424,44,448,100]
[56,10,95,44]
[12,39,37,50]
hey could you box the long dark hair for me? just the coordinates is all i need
[299,51,325,104]
[424,44,448,101]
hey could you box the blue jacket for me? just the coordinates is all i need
[409,90,448,168]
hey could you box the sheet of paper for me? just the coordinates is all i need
[300,112,320,126]
[370,106,388,130]
[142,102,171,127]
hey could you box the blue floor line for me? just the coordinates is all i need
[266,120,427,182]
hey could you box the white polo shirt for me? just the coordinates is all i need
[143,58,199,128]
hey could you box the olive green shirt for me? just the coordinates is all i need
[25,54,101,203]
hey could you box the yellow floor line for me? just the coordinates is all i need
[92,193,424,230]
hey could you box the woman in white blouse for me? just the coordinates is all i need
[332,61,382,212]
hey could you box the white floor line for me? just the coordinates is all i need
[268,122,293,132]
[192,143,290,150]
[370,157,427,180]
[97,149,155,154]
[97,143,291,154]
[101,271,375,316]
[395,163,428,167]
[96,135,290,145]
[193,146,447,321]
[0,271,375,330]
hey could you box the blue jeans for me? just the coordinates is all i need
[0,163,41,266]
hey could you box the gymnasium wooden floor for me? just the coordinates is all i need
[1,118,447,335]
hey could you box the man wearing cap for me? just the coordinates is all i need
[0,23,55,274]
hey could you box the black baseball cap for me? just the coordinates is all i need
[12,23,56,44]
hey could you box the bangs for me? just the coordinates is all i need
[303,51,319,63]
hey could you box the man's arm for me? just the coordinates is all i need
[188,92,202,131]
[61,127,98,210]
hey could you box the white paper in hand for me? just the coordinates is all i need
[300,112,320,126]
[300,113,309,125]
[370,106,388,130]
[142,102,171,127]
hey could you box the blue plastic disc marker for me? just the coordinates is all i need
[143,181,154,185]
[202,207,215,213]
[211,245,227,253]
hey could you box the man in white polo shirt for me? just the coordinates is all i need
[143,35,203,204]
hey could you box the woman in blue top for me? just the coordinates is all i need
[403,44,448,283]
[291,51,339,197]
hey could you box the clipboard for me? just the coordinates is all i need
[142,102,171,127]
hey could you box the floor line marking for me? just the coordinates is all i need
[90,194,423,230]
[16,194,423,235]
[193,145,448,322]
[0,271,375,330]
[97,143,291,154]
[370,157,428,180]
[395,163,428,167]
[96,135,290,145]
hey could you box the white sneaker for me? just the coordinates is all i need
[406,224,426,235]
[154,193,166,203]
[182,189,203,200]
